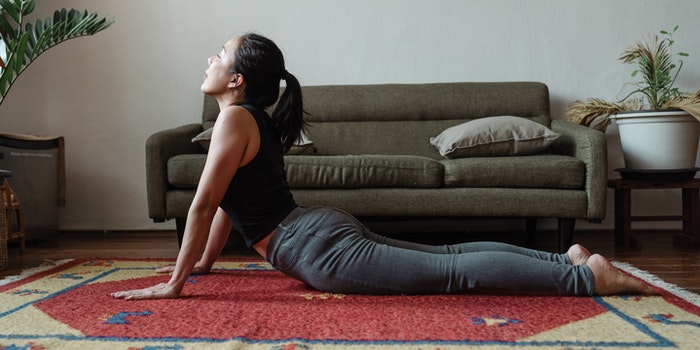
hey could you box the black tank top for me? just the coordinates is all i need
[218,104,298,247]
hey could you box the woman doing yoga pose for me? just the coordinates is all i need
[112,33,653,300]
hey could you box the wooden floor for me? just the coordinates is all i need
[1,228,699,294]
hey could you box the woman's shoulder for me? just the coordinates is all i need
[219,103,252,116]
[217,104,256,122]
[212,105,258,136]
[220,104,269,122]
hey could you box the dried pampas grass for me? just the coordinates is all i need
[563,89,700,131]
[664,90,700,123]
[562,99,639,131]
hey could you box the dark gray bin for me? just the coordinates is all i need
[0,134,65,239]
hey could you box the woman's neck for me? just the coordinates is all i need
[214,93,246,111]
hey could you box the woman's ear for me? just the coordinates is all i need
[228,73,245,89]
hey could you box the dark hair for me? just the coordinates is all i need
[231,33,306,152]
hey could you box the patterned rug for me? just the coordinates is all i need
[1,258,699,349]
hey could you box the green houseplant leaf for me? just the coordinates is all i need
[0,0,114,106]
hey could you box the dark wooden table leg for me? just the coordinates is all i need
[675,188,700,248]
[614,188,627,247]
[614,187,640,248]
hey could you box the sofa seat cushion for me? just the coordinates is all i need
[168,154,206,189]
[441,154,584,189]
[167,153,583,191]
[285,155,443,189]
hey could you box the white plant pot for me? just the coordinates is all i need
[610,110,700,171]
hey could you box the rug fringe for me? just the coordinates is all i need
[613,261,700,307]
[0,259,74,287]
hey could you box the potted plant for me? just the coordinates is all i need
[564,26,700,178]
[0,0,114,106]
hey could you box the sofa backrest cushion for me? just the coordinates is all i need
[201,82,551,159]
[302,82,550,122]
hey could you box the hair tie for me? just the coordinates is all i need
[282,69,289,80]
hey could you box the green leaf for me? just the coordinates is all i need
[23,21,33,52]
[0,15,17,39]
[0,0,20,24]
[13,32,28,70]
[21,0,34,16]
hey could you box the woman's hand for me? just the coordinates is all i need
[111,282,181,300]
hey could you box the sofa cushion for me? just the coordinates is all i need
[429,116,560,158]
[167,154,206,189]
[285,155,443,189]
[441,154,584,189]
[168,154,582,191]
[191,128,212,149]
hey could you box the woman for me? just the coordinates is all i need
[112,33,653,300]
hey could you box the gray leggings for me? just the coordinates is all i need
[266,207,595,296]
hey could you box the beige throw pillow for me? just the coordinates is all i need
[191,128,213,149]
[429,116,560,158]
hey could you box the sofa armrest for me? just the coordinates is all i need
[551,119,607,220]
[146,123,203,220]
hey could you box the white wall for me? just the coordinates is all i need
[0,0,698,231]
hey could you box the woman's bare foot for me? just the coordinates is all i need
[567,244,591,266]
[586,254,655,295]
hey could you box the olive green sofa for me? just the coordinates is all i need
[146,82,607,252]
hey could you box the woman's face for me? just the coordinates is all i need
[201,38,239,96]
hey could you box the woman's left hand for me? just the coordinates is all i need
[111,282,181,300]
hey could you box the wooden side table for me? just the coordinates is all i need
[607,178,700,248]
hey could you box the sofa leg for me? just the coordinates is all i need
[558,218,575,253]
[525,218,537,247]
[175,217,186,247]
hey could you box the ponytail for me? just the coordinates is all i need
[272,71,307,152]
[233,33,307,153]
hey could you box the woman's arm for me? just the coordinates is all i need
[155,207,232,275]
[111,106,258,300]
[198,207,233,271]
